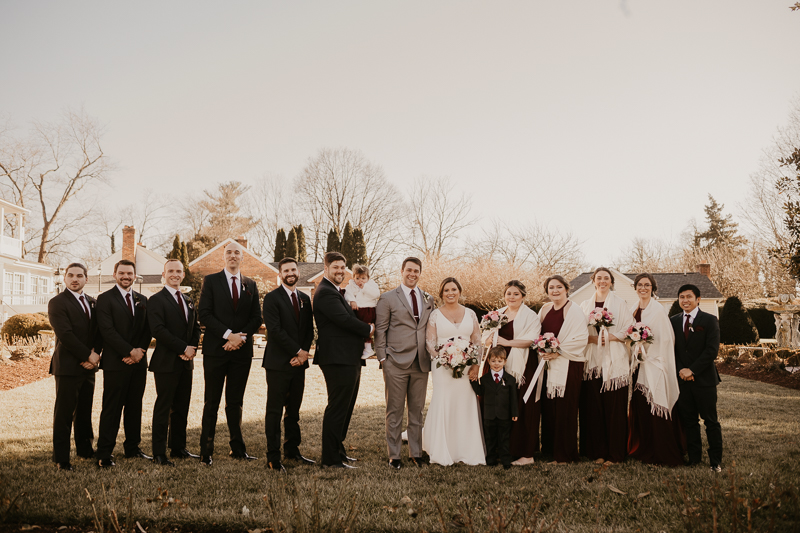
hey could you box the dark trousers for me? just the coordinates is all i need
[483,418,512,466]
[319,364,361,466]
[96,367,147,459]
[579,377,629,463]
[677,382,722,466]
[200,355,252,456]
[265,367,306,463]
[52,373,96,463]
[541,360,583,463]
[151,364,193,456]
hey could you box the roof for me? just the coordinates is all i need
[86,274,165,286]
[0,198,30,215]
[269,262,325,286]
[569,271,724,300]
[189,238,278,274]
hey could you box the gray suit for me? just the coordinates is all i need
[374,286,433,460]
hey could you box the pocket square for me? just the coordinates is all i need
[695,326,705,332]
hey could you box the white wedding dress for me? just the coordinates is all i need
[422,307,486,466]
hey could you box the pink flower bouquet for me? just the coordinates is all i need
[532,332,560,370]
[624,322,653,361]
[434,336,481,379]
[587,308,615,330]
[480,310,509,333]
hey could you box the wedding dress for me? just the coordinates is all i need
[422,307,486,465]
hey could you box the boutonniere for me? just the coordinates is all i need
[688,321,694,333]
[422,291,431,304]
[187,299,194,310]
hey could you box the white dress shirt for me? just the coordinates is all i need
[492,369,504,383]
[222,269,245,340]
[68,289,91,318]
[400,284,422,319]
[117,284,134,316]
[165,285,188,322]
[683,307,700,324]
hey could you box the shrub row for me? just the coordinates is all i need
[1,313,52,339]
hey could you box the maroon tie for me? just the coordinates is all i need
[494,374,500,384]
[339,288,346,297]
[79,295,90,321]
[126,293,134,317]
[410,289,419,323]
[176,291,187,322]
[291,292,300,322]
[232,277,239,310]
[684,314,691,340]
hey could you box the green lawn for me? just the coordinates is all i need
[1,354,799,532]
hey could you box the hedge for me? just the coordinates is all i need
[1,313,52,339]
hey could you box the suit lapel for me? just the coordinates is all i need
[395,286,415,320]
[112,288,134,321]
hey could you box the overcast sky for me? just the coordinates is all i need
[1,1,799,266]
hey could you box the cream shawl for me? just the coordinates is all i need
[493,304,542,383]
[580,291,635,392]
[538,301,588,399]
[629,298,680,419]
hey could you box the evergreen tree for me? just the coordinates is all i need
[693,195,747,250]
[285,228,298,260]
[340,222,355,267]
[295,224,307,262]
[719,296,759,345]
[274,228,287,262]
[180,242,190,269]
[351,227,368,266]
[168,235,182,260]
[668,300,683,318]
[326,228,340,253]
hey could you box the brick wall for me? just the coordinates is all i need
[191,247,279,293]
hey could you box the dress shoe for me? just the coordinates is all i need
[57,462,73,471]
[285,453,315,465]
[486,460,499,467]
[341,454,358,463]
[684,459,701,467]
[711,465,723,473]
[388,459,402,470]
[76,450,95,459]
[324,462,357,469]
[153,455,175,466]
[409,457,426,467]
[230,451,258,461]
[200,455,213,466]
[125,449,153,460]
[170,449,200,459]
[98,458,116,468]
[267,461,287,473]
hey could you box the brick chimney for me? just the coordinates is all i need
[235,236,248,249]
[697,263,711,277]
[122,226,137,263]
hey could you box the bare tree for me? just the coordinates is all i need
[614,237,683,273]
[0,108,113,263]
[295,148,404,267]
[402,176,474,260]
[247,172,295,258]
[178,181,256,248]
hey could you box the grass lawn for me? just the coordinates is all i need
[1,354,799,532]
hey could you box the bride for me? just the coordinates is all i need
[423,277,485,465]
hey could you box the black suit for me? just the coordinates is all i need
[197,270,262,456]
[472,371,518,466]
[312,277,371,465]
[95,287,152,460]
[671,309,722,467]
[49,290,102,464]
[262,285,314,463]
[148,287,201,456]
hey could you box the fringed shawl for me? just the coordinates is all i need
[538,301,588,399]
[580,291,635,392]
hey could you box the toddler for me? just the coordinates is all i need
[471,346,518,468]
[344,264,381,359]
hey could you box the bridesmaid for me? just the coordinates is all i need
[536,275,588,464]
[579,267,635,464]
[627,273,684,466]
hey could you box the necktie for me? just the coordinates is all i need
[291,292,300,322]
[684,314,691,340]
[79,295,90,321]
[410,289,419,323]
[232,277,239,310]
[176,291,187,322]
[126,293,134,317]
[339,288,346,297]
[494,373,500,384]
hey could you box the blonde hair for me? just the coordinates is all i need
[352,264,370,277]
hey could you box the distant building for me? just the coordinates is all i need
[0,198,57,324]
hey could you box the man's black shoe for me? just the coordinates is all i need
[57,462,73,471]
[98,458,116,468]
[200,455,213,466]
[268,461,287,473]
[325,462,357,469]
[389,459,402,470]
[341,454,358,463]
[125,449,153,460]
[410,457,426,467]
[153,455,175,466]
[170,449,200,459]
[229,451,258,461]
[286,454,316,465]
[76,450,95,459]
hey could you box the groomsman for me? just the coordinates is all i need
[198,241,262,465]
[313,251,372,468]
[95,259,152,467]
[262,257,315,472]
[147,259,201,466]
[49,263,103,471]
[670,284,723,472]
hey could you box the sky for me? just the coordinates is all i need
[1,1,799,266]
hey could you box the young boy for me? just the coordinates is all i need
[471,346,518,469]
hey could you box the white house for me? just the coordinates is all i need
[0,198,57,324]
[569,265,724,318]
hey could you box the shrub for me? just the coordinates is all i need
[746,305,777,339]
[667,300,682,317]
[719,296,759,345]
[1,313,51,339]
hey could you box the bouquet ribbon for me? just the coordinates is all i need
[522,357,547,404]
[478,328,500,376]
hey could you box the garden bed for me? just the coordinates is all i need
[0,355,52,391]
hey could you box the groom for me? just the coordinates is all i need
[374,256,433,470]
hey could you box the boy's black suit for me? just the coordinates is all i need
[312,277,371,465]
[148,287,201,457]
[48,290,103,464]
[262,285,314,464]
[95,287,152,460]
[670,309,722,467]
[471,370,518,467]
[197,270,262,457]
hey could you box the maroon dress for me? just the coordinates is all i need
[579,301,629,463]
[506,321,541,458]
[627,307,685,466]
[539,304,583,463]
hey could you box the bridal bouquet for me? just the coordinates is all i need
[532,332,560,370]
[434,336,481,379]
[480,310,509,333]
[624,322,654,362]
[587,308,615,330]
